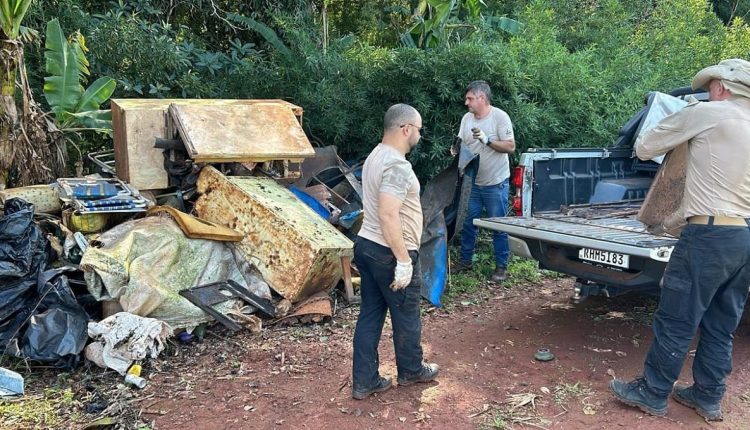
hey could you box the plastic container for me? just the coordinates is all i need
[124,374,147,389]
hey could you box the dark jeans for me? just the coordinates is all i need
[352,237,423,390]
[644,221,750,402]
[460,179,510,267]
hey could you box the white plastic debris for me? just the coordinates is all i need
[0,367,24,396]
[85,312,173,375]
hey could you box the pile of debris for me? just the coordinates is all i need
[0,99,363,395]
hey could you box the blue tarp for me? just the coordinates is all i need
[419,146,478,307]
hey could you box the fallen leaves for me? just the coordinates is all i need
[506,392,540,411]
[606,368,616,380]
[541,302,574,310]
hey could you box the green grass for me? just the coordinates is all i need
[443,231,564,307]
[0,387,75,429]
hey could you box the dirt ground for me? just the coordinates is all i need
[133,277,750,430]
[4,276,750,430]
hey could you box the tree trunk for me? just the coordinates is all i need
[0,38,66,189]
[0,39,19,190]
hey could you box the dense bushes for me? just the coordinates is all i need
[23,0,750,179]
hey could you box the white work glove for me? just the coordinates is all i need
[390,260,413,291]
[471,127,490,145]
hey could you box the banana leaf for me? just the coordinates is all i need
[0,0,32,39]
[489,16,524,35]
[70,32,90,81]
[226,12,292,61]
[44,18,82,118]
[67,110,112,131]
[75,77,116,113]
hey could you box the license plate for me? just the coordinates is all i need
[578,248,630,269]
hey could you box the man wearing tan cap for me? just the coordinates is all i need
[610,59,750,422]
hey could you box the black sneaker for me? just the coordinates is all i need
[397,363,439,387]
[352,376,392,400]
[672,383,723,422]
[449,261,472,275]
[490,267,508,283]
[610,377,668,416]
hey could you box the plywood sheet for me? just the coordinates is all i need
[170,103,315,163]
[112,99,304,190]
[112,100,170,190]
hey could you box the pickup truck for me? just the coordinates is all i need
[475,89,706,300]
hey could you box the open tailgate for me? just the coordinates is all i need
[475,215,678,262]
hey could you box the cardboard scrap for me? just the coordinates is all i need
[146,206,243,242]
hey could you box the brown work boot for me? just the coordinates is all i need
[490,266,508,283]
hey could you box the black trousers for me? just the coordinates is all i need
[644,220,750,402]
[351,237,423,390]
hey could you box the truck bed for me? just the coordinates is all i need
[476,203,677,261]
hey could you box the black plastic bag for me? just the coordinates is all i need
[0,199,50,323]
[0,199,89,368]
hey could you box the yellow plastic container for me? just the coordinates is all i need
[127,364,142,377]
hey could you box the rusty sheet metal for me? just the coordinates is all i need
[272,292,332,325]
[170,103,315,163]
[637,143,688,236]
[112,99,303,190]
[195,166,353,302]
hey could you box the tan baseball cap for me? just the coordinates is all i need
[691,58,750,90]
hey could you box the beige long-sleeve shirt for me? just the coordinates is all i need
[635,96,750,218]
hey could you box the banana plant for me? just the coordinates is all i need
[0,0,32,39]
[43,18,116,132]
[401,0,523,49]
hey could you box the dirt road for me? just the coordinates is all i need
[138,278,750,430]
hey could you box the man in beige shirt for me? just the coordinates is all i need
[611,59,750,422]
[352,104,438,400]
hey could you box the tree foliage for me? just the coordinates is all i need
[19,0,750,180]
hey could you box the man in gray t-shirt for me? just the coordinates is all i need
[454,80,516,282]
[351,104,438,400]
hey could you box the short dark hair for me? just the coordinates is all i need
[465,80,492,102]
[384,103,420,130]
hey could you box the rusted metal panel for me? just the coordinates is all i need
[112,99,304,190]
[169,103,315,163]
[194,166,353,302]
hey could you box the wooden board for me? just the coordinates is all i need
[169,103,315,163]
[637,143,688,235]
[112,100,170,190]
[112,99,304,190]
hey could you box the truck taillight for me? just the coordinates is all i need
[510,166,524,216]
[512,195,522,216]
[511,166,524,189]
